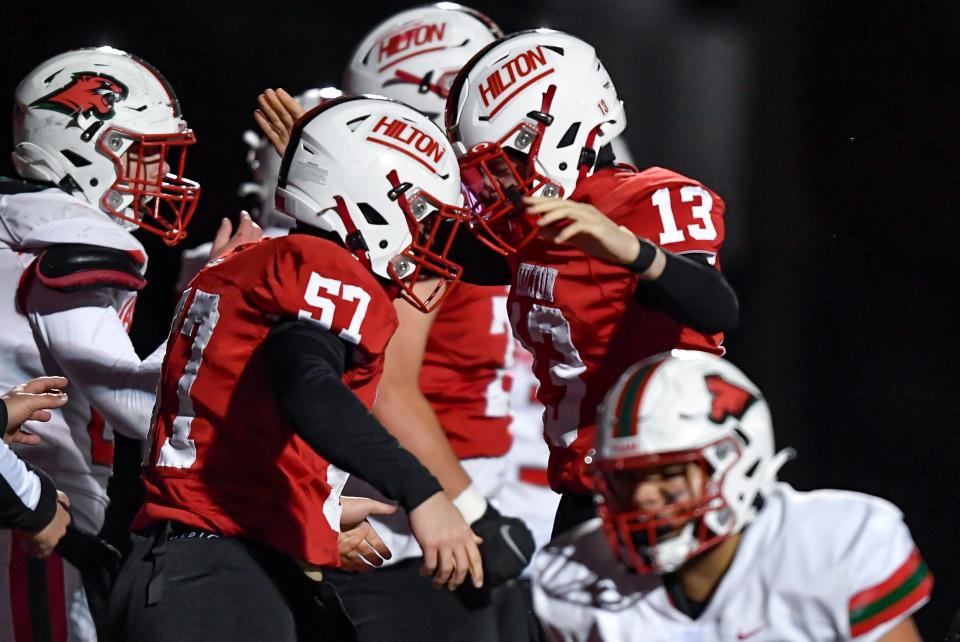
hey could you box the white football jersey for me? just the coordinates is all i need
[533,483,931,642]
[0,186,162,527]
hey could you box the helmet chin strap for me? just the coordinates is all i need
[527,85,561,198]
[576,124,603,184]
[333,196,372,272]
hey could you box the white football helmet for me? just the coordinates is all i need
[13,46,199,245]
[239,87,343,235]
[446,30,626,253]
[591,350,793,574]
[344,3,503,125]
[275,96,469,312]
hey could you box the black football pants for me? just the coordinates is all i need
[328,557,543,642]
[328,557,503,642]
[107,524,355,642]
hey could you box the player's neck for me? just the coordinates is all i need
[675,532,741,602]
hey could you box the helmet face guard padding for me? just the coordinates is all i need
[276,95,469,312]
[12,47,200,245]
[344,3,503,126]
[98,126,199,245]
[446,30,627,254]
[590,350,793,575]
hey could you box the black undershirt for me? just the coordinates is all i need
[264,319,442,513]
[443,219,738,335]
[634,251,738,334]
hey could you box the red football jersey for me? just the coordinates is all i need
[507,166,726,494]
[135,235,398,566]
[419,283,514,459]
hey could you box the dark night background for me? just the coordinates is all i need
[3,0,959,638]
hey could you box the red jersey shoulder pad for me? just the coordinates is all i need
[576,166,724,211]
[35,243,146,292]
[271,235,386,291]
[265,234,398,356]
[624,166,723,203]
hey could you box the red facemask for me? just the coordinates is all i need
[594,445,733,575]
[338,170,469,313]
[458,121,562,255]
[99,126,200,246]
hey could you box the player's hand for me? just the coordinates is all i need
[408,491,484,591]
[526,196,644,265]
[338,497,397,573]
[209,211,263,259]
[2,377,69,445]
[254,88,305,155]
[17,491,71,558]
[470,504,536,587]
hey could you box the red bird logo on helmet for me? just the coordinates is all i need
[705,374,757,424]
[30,72,128,124]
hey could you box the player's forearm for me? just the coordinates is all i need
[29,288,163,439]
[265,320,442,511]
[0,443,58,531]
[631,247,739,334]
[373,385,472,498]
[876,617,922,642]
[81,341,164,440]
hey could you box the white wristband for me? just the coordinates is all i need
[452,484,488,525]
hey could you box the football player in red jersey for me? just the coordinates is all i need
[256,7,536,640]
[329,6,537,641]
[444,30,739,535]
[106,97,483,642]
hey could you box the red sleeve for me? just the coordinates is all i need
[251,235,398,361]
[617,167,726,257]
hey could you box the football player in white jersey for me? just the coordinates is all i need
[533,350,930,642]
[0,46,258,641]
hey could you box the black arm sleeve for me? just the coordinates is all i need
[442,221,512,286]
[0,453,59,532]
[264,320,442,512]
[633,251,739,334]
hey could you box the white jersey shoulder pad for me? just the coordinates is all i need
[0,187,145,257]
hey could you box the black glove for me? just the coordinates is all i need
[471,504,535,588]
[56,524,122,640]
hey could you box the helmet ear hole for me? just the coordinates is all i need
[557,122,580,148]
[357,202,388,225]
[61,149,91,167]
